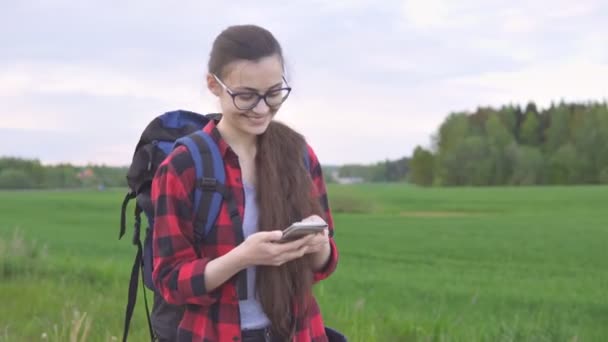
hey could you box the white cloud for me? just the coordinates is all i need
[0,61,220,139]
[500,9,538,34]
[277,86,447,164]
[576,32,608,63]
[0,62,206,105]
[399,0,606,36]
[401,0,450,29]
[310,0,380,12]
[365,53,418,74]
[546,1,600,19]
[469,38,538,63]
[441,59,608,109]
[0,108,65,131]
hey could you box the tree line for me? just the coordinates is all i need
[408,101,608,186]
[2,100,606,189]
[0,155,410,189]
[0,157,127,189]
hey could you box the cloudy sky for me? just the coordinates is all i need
[1,0,607,166]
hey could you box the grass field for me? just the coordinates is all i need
[1,184,607,341]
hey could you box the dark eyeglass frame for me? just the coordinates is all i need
[212,74,292,111]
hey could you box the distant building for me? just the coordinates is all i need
[330,170,364,184]
[77,168,95,180]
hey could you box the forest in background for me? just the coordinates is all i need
[0,158,127,189]
[408,101,608,186]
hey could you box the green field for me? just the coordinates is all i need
[1,185,607,341]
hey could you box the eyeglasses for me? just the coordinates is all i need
[212,74,292,111]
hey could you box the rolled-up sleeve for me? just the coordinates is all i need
[306,145,339,282]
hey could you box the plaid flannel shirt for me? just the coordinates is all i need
[151,119,338,342]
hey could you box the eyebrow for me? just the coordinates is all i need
[234,82,284,92]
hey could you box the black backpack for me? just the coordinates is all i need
[119,110,231,341]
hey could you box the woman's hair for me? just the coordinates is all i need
[208,24,284,78]
[208,25,324,339]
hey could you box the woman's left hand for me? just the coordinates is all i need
[304,226,330,254]
[300,215,332,270]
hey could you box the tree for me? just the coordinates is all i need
[498,105,519,136]
[0,169,34,189]
[461,136,493,186]
[44,164,82,188]
[485,115,516,184]
[544,105,571,153]
[0,157,44,187]
[509,146,544,185]
[436,113,470,154]
[573,109,604,183]
[525,102,538,116]
[384,157,409,182]
[520,111,541,146]
[408,146,434,186]
[439,136,492,186]
[469,107,493,136]
[547,143,579,184]
[435,113,470,185]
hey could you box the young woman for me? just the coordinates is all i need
[151,25,339,342]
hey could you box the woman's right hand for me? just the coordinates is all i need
[236,230,314,268]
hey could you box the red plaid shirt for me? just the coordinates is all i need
[151,119,338,342]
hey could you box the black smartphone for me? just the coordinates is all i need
[279,221,328,242]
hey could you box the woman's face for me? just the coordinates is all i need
[209,54,288,137]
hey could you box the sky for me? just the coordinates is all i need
[1,0,607,166]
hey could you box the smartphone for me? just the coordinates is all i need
[279,221,328,242]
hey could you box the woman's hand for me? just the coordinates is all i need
[303,227,330,254]
[236,230,315,267]
[299,215,332,271]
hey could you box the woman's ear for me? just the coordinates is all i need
[207,73,222,97]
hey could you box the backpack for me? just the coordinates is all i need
[119,110,229,341]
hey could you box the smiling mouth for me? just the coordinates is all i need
[243,113,266,119]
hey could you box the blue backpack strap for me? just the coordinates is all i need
[189,131,226,239]
[174,130,248,300]
[174,131,225,240]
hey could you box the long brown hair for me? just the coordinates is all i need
[208,25,324,339]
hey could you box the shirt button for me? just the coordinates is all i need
[232,337,240,341]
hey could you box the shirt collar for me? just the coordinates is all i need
[202,116,231,158]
